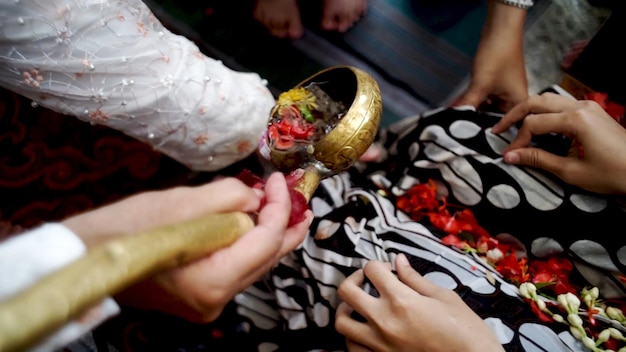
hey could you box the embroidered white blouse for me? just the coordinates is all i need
[0,0,275,172]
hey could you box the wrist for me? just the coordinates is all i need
[62,209,124,249]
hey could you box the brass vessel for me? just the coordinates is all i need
[269,65,382,200]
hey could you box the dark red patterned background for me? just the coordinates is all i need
[0,86,239,237]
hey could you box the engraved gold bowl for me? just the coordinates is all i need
[269,65,382,200]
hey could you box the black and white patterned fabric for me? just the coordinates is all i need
[232,106,626,352]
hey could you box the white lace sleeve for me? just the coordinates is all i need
[0,0,275,171]
[0,223,120,352]
[497,0,534,9]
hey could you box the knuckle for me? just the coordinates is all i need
[527,94,541,103]
[570,107,593,126]
[525,112,537,124]
[218,177,247,191]
[219,178,255,200]
[362,261,378,275]
[536,92,553,105]
[528,149,540,168]
[389,295,410,312]
[540,92,558,99]
[580,99,600,111]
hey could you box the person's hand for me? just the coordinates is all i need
[452,1,528,112]
[335,254,504,352]
[493,93,626,195]
[63,172,313,322]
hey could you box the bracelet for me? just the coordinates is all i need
[497,0,534,9]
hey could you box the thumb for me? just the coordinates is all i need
[503,147,569,176]
[395,254,442,297]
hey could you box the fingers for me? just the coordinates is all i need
[277,209,313,258]
[492,99,530,134]
[254,1,304,39]
[321,0,367,32]
[361,260,399,298]
[500,111,587,182]
[503,112,575,152]
[220,172,292,277]
[201,178,264,212]
[492,93,577,133]
[503,147,580,182]
[335,302,374,350]
[337,269,378,316]
[166,178,263,223]
[394,254,442,298]
[64,177,264,244]
[335,301,358,332]
[177,172,292,298]
[240,207,312,287]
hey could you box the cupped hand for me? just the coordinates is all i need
[494,93,626,195]
[63,172,313,322]
[452,2,528,112]
[335,254,504,352]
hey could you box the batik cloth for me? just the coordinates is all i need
[232,105,626,351]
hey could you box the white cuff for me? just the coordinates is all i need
[0,223,86,298]
[0,223,120,351]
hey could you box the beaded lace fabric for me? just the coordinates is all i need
[498,0,534,10]
[0,0,275,171]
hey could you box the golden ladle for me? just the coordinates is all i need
[0,65,381,352]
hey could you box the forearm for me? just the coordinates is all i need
[0,0,275,172]
[483,0,528,41]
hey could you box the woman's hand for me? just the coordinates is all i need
[452,0,528,112]
[63,172,313,322]
[335,254,504,352]
[493,92,626,195]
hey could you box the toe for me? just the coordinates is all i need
[322,18,338,31]
[288,25,304,39]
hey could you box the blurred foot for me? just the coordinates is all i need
[321,0,368,33]
[254,0,304,39]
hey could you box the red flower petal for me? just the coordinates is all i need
[237,169,310,227]
[441,234,468,249]
[529,300,554,323]
[288,189,308,226]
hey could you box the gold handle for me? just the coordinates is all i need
[0,211,254,352]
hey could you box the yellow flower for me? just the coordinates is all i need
[277,88,318,110]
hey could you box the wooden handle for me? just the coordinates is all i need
[0,211,254,352]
